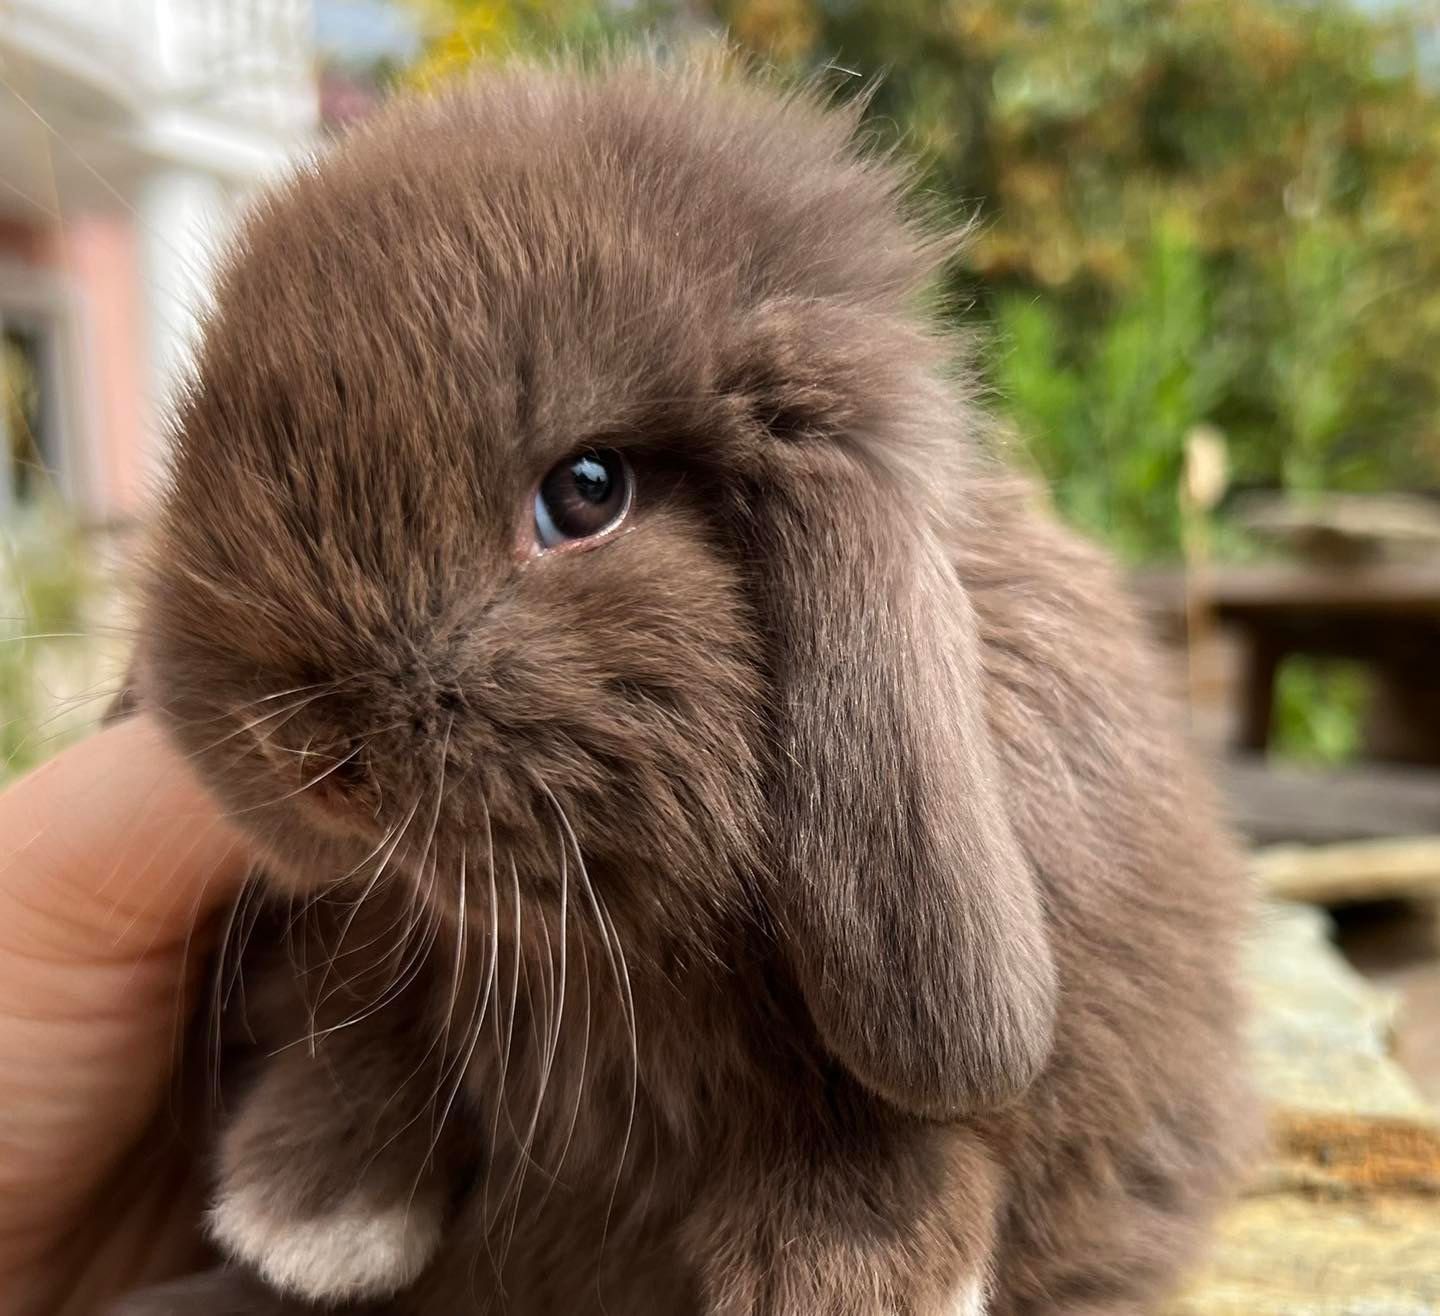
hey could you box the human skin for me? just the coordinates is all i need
[0,717,249,1315]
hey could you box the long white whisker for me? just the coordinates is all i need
[484,859,526,1237]
[495,841,570,1248]
[165,678,363,732]
[527,821,590,1223]
[308,793,423,1022]
[228,739,364,813]
[399,831,497,1211]
[207,867,263,1108]
[540,781,638,1258]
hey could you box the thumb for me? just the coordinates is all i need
[0,715,248,961]
[0,715,250,1277]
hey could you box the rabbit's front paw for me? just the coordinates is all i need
[209,1185,441,1303]
[208,1043,456,1304]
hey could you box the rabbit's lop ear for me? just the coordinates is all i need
[754,444,1057,1121]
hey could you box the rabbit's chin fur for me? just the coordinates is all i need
[116,49,1253,1316]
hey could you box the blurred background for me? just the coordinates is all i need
[2,1,1439,1306]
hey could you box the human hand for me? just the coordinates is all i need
[0,717,249,1315]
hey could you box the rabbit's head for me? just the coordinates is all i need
[141,57,1055,1120]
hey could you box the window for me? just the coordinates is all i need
[0,264,80,517]
[2,316,57,508]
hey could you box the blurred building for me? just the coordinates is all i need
[0,0,317,523]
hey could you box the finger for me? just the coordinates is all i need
[0,717,250,1278]
[0,716,249,961]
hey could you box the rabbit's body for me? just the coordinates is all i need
[114,56,1250,1316]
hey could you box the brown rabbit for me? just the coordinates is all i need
[110,52,1252,1316]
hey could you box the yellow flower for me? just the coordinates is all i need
[730,0,819,64]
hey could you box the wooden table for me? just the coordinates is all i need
[1132,562,1440,762]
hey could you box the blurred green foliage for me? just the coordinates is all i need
[730,0,1440,557]
[1273,657,1374,764]
[407,0,1440,564]
[0,503,95,778]
[992,217,1230,559]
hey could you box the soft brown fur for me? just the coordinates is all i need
[110,53,1252,1316]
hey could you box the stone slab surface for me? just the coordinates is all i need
[1170,903,1440,1315]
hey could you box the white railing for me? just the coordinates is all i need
[151,0,314,135]
[2,0,315,139]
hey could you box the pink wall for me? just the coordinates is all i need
[57,215,149,518]
[1,212,150,519]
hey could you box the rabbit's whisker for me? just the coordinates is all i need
[484,859,526,1238]
[538,780,638,1259]
[303,792,424,1034]
[418,842,498,1191]
[527,819,592,1224]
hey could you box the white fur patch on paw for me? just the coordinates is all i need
[948,1275,989,1316]
[208,1185,441,1302]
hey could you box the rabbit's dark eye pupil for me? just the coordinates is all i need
[534,448,632,550]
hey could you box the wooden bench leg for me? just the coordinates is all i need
[1237,637,1283,755]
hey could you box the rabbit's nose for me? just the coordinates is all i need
[385,655,467,736]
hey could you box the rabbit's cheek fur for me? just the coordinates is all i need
[114,52,1253,1316]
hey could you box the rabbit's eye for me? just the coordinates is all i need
[534,448,632,550]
